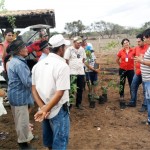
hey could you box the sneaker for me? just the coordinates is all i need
[138,106,147,112]
[126,102,136,107]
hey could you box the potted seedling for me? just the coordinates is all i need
[98,86,108,104]
[88,82,97,108]
[99,79,117,104]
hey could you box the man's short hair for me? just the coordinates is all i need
[143,28,150,38]
[4,28,14,36]
[136,34,144,41]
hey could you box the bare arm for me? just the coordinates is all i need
[116,56,120,66]
[1,44,6,61]
[134,56,150,66]
[83,58,85,63]
[84,62,100,73]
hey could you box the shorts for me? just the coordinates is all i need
[86,72,98,85]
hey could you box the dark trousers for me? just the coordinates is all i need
[71,75,85,107]
[119,68,134,97]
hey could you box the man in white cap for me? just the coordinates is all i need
[32,34,70,150]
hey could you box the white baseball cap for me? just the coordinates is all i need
[49,34,70,48]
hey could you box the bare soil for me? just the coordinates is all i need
[1,53,150,150]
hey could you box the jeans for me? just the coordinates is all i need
[42,107,70,150]
[144,82,150,122]
[119,68,134,97]
[130,74,147,106]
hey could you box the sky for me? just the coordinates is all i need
[4,0,150,32]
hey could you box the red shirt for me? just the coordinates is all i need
[132,44,149,75]
[27,40,42,60]
[117,48,134,70]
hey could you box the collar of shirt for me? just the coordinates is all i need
[123,47,133,52]
[14,55,27,63]
[48,53,65,62]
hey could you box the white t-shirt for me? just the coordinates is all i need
[32,53,70,119]
[64,46,86,75]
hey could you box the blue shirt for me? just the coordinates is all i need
[7,55,34,106]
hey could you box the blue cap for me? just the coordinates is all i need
[85,45,92,51]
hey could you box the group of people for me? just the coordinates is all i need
[1,27,150,149]
[117,28,150,125]
[0,28,101,149]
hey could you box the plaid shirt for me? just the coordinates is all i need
[7,55,34,106]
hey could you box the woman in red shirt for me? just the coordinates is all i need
[116,38,134,109]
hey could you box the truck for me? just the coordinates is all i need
[0,9,56,87]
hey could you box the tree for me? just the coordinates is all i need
[90,21,124,39]
[0,0,6,12]
[141,21,150,31]
[0,0,16,29]
[90,21,105,38]
[64,20,86,39]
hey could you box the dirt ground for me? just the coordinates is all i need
[1,52,150,150]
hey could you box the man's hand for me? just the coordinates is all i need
[134,55,143,63]
[94,69,100,73]
[34,110,47,122]
[34,105,50,122]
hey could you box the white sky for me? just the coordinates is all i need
[4,0,150,32]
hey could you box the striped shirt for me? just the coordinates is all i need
[141,47,150,81]
[7,55,34,106]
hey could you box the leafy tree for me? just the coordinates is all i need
[140,21,150,32]
[90,21,105,38]
[64,20,86,39]
[0,0,6,12]
[123,27,140,37]
[90,21,124,39]
[0,0,16,28]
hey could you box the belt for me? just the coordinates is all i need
[62,102,70,114]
